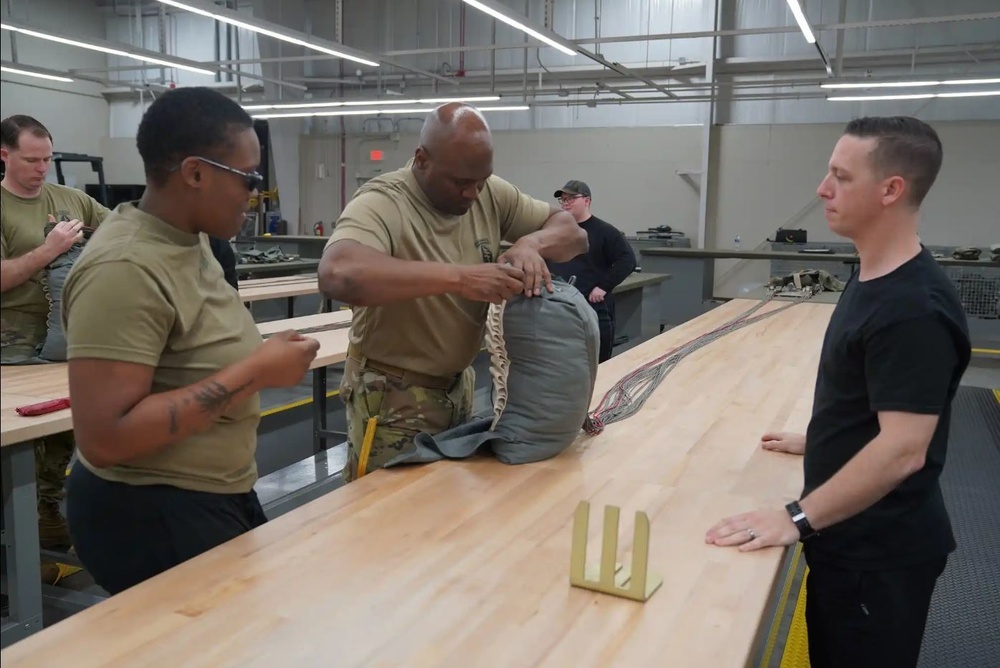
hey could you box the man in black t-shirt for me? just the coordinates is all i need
[705,117,970,668]
[546,180,636,361]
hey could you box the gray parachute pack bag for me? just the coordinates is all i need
[387,276,601,467]
[37,221,96,362]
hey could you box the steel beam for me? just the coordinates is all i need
[216,11,1000,63]
[697,0,721,250]
[835,0,848,76]
[571,11,1000,46]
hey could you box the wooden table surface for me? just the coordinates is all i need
[1,298,834,666]
[0,311,354,448]
[0,364,74,447]
[258,310,353,370]
[238,278,319,303]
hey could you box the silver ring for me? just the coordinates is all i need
[746,528,757,539]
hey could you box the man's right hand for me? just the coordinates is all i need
[456,264,526,304]
[252,331,321,388]
[760,431,806,455]
[43,215,84,258]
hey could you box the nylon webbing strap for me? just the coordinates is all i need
[261,320,350,339]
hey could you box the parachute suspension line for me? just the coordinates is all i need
[583,293,804,436]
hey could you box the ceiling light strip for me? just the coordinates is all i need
[252,105,530,120]
[244,95,502,111]
[461,0,576,56]
[822,77,1000,89]
[785,0,816,44]
[827,90,1000,101]
[1,64,74,82]
[155,0,379,67]
[1,22,214,75]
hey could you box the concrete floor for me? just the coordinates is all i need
[961,356,1000,389]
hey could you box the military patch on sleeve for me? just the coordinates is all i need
[475,238,494,264]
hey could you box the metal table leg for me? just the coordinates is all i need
[1,442,44,647]
[312,367,328,454]
[311,366,347,455]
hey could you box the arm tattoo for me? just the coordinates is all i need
[168,401,180,435]
[192,380,253,415]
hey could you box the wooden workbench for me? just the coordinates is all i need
[238,278,318,303]
[2,298,834,666]
[0,310,353,449]
[0,310,357,647]
[236,259,320,278]
[0,365,75,448]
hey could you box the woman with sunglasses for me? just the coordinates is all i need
[60,87,319,595]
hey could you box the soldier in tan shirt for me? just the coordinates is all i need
[1,115,110,561]
[62,88,319,595]
[320,102,588,481]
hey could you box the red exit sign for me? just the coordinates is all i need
[369,149,384,161]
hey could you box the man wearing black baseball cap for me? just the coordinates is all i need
[554,180,592,200]
[548,180,636,362]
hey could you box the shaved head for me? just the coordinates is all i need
[413,103,495,216]
[419,102,493,153]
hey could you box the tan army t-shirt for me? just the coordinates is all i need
[1,182,110,338]
[62,203,264,494]
[326,163,552,377]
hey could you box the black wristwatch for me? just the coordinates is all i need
[785,500,817,540]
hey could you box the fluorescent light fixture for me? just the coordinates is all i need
[1,63,73,82]
[827,94,936,102]
[828,90,1000,102]
[155,0,380,67]
[785,0,816,44]
[944,78,1000,85]
[253,105,530,120]
[822,77,1000,89]
[937,90,1000,98]
[461,0,577,56]
[244,96,502,111]
[1,21,214,75]
[822,81,939,89]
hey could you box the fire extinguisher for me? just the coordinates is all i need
[313,221,324,236]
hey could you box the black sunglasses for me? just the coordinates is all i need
[171,156,263,191]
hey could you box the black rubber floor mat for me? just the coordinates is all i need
[919,386,1000,668]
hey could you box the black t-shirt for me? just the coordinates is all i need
[546,215,636,311]
[803,247,971,570]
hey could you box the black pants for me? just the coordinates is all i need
[804,555,947,668]
[66,464,267,595]
[593,299,615,363]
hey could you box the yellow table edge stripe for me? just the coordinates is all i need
[760,542,803,667]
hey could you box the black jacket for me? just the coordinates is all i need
[208,236,239,290]
[546,215,636,298]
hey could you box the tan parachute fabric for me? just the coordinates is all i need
[484,300,509,431]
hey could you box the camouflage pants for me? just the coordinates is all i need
[340,355,474,483]
[2,310,73,505]
[35,433,74,505]
[1,309,47,364]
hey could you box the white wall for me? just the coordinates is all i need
[710,120,1000,296]
[302,120,1000,245]
[711,120,1000,250]
[300,119,1000,300]
[300,125,704,238]
[1,0,110,189]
